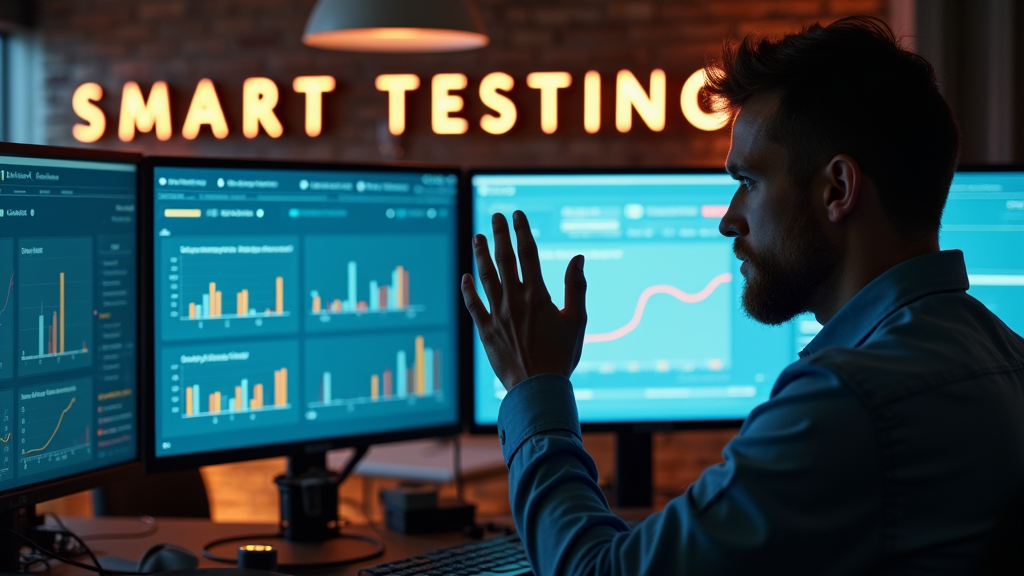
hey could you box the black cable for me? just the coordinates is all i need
[200,532,384,570]
[1,525,144,576]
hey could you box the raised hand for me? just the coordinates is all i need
[460,211,588,390]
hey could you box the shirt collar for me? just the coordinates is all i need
[799,250,970,358]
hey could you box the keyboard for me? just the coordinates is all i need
[358,534,532,576]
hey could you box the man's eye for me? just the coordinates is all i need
[739,176,754,188]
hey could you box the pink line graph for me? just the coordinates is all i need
[583,272,733,344]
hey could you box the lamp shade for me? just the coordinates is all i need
[303,0,489,53]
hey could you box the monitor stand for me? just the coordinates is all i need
[0,505,40,572]
[202,446,385,568]
[615,431,653,508]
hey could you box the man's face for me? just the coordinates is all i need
[719,93,837,325]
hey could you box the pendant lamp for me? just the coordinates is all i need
[303,0,489,53]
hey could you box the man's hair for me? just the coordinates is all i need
[705,16,960,238]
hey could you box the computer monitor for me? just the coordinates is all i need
[942,167,1024,336]
[144,157,462,545]
[0,144,140,567]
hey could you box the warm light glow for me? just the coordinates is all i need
[242,77,284,139]
[479,72,516,135]
[526,71,571,134]
[432,73,469,135]
[118,81,171,142]
[681,70,729,131]
[375,74,420,136]
[72,82,106,143]
[292,75,336,137]
[616,69,666,133]
[182,79,229,140]
[584,71,601,134]
[303,28,488,53]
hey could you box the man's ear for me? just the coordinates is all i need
[823,154,861,223]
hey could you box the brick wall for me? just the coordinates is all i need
[36,0,888,514]
[39,0,887,168]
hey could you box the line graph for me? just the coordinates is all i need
[0,389,11,481]
[584,273,733,344]
[18,379,93,476]
[24,397,75,455]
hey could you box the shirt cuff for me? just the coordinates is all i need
[497,374,582,467]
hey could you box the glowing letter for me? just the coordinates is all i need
[584,71,601,134]
[293,75,336,137]
[375,74,420,136]
[242,77,283,139]
[681,69,729,131]
[479,72,516,135]
[72,83,106,143]
[431,73,469,135]
[615,69,666,132]
[182,79,229,140]
[118,81,171,142]
[526,71,572,134]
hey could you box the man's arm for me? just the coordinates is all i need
[499,370,883,576]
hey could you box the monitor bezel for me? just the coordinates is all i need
[141,155,466,473]
[0,142,144,512]
[464,164,1024,435]
[463,167,748,434]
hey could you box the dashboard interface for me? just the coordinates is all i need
[0,153,138,491]
[151,163,460,458]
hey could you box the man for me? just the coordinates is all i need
[460,16,1024,575]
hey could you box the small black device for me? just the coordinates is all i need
[357,534,531,576]
[236,544,277,571]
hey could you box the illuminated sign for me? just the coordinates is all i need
[71,70,727,143]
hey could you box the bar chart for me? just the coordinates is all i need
[0,238,12,381]
[161,339,300,440]
[304,235,452,333]
[18,378,94,477]
[161,236,300,340]
[304,331,453,422]
[0,388,12,482]
[17,238,93,376]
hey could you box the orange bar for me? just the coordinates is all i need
[312,295,321,313]
[189,302,196,319]
[396,266,405,309]
[357,301,368,312]
[415,336,426,396]
[242,289,249,316]
[59,272,65,353]
[332,299,342,312]
[235,386,242,411]
[274,368,288,406]
[275,276,284,314]
[186,386,193,415]
[251,384,264,409]
[237,292,244,316]
[384,369,392,398]
[209,282,217,317]
[371,375,380,400]
[215,291,223,318]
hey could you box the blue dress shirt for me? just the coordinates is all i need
[496,250,1024,575]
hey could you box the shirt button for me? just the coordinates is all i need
[499,429,506,445]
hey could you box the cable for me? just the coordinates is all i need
[201,532,384,570]
[1,526,143,576]
[453,434,464,502]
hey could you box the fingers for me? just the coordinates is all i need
[512,211,547,296]
[460,273,491,327]
[473,234,503,308]
[491,213,521,292]
[563,254,587,328]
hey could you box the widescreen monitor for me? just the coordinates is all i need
[145,158,462,471]
[0,144,140,510]
[469,168,1024,431]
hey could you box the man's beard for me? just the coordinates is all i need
[734,205,836,326]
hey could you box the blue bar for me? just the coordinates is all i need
[369,280,379,311]
[347,261,357,309]
[397,351,408,398]
[424,348,434,396]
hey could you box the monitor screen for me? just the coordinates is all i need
[942,169,1024,335]
[0,148,138,495]
[470,171,803,428]
[149,160,461,466]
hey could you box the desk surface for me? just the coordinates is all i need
[58,517,494,575]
